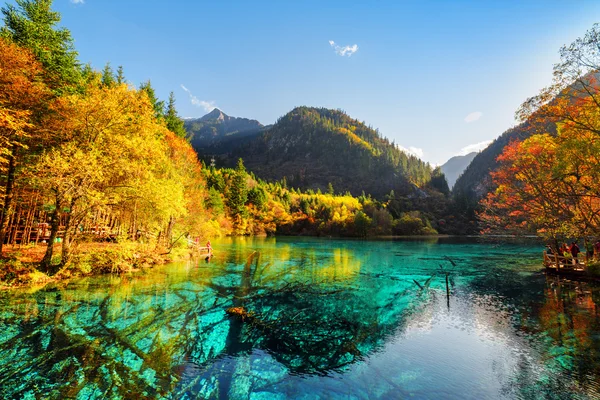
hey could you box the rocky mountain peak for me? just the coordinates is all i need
[200,108,228,122]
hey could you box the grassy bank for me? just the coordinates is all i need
[0,241,199,289]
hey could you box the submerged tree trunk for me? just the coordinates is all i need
[0,145,18,254]
[40,193,61,273]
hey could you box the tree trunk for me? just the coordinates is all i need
[130,201,137,240]
[40,193,61,273]
[166,216,175,247]
[61,200,76,267]
[9,207,22,246]
[24,193,39,245]
[155,230,162,250]
[0,145,18,254]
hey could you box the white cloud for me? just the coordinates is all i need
[181,84,216,112]
[464,111,483,123]
[398,145,424,159]
[458,140,492,155]
[70,0,84,3]
[329,40,359,57]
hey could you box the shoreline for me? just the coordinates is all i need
[0,234,548,290]
[0,241,202,290]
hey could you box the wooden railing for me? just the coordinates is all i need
[543,251,587,271]
[186,238,212,255]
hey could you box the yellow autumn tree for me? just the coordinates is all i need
[31,80,187,269]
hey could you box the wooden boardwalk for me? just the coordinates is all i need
[187,239,213,258]
[543,251,587,274]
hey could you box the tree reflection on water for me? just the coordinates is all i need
[0,247,417,399]
[1,239,600,399]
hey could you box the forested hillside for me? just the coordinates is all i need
[228,107,435,198]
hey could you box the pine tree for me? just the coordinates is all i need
[116,65,125,84]
[165,92,187,139]
[101,62,115,87]
[225,159,248,220]
[81,62,97,84]
[247,186,267,210]
[139,80,164,120]
[206,187,224,215]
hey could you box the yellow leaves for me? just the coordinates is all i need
[30,81,198,233]
[335,127,374,153]
[0,108,33,169]
[294,192,361,212]
[0,108,33,133]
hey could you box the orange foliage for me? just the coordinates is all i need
[480,111,600,238]
[0,38,51,165]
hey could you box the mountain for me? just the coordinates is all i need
[228,107,435,198]
[185,108,265,152]
[199,108,228,122]
[440,152,477,189]
[451,110,561,206]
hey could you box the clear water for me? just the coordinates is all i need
[1,237,600,399]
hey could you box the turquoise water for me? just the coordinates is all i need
[1,237,600,399]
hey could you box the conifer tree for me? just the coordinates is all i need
[226,159,248,221]
[116,65,125,84]
[81,63,97,84]
[101,62,115,87]
[139,80,164,120]
[165,92,187,139]
[206,187,224,215]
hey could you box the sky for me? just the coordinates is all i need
[10,0,600,165]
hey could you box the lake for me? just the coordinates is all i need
[1,237,600,399]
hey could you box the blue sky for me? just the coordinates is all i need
[14,0,600,164]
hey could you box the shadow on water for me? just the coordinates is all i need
[0,237,599,399]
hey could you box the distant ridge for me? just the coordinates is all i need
[185,108,264,152]
[440,152,478,189]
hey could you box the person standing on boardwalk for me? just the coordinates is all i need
[206,240,213,256]
[560,243,569,258]
[570,241,580,266]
